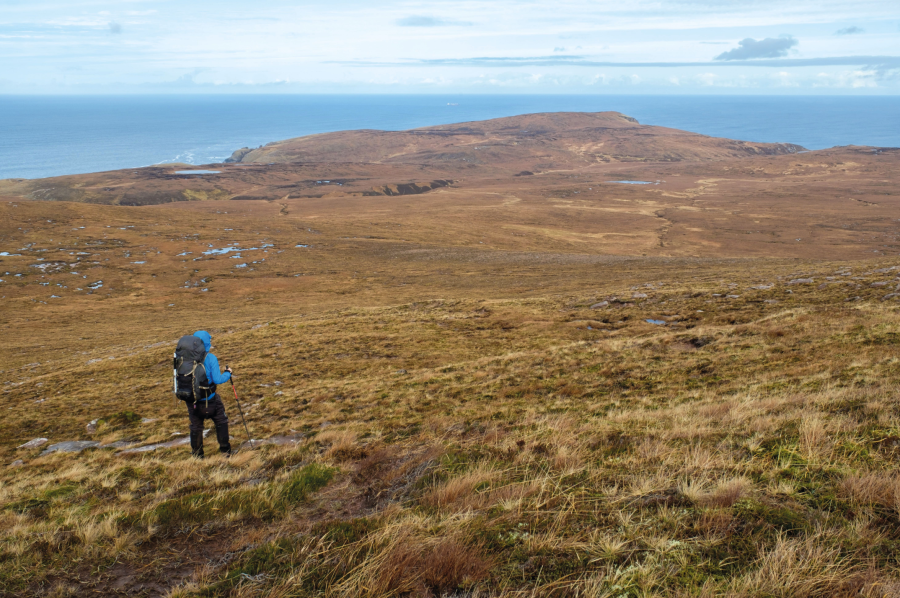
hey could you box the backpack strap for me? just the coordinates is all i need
[190,362,202,406]
[190,361,215,406]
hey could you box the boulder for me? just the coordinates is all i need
[17,438,48,449]
[40,441,99,456]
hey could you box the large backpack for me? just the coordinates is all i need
[173,335,216,403]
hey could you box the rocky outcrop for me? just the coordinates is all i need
[224,147,254,163]
[363,180,453,197]
[728,141,805,156]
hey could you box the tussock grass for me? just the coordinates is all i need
[5,259,900,595]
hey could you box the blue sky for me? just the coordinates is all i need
[2,0,899,94]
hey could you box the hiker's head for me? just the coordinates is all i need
[193,330,212,352]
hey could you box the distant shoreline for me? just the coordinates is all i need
[2,94,898,180]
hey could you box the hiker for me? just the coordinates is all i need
[173,330,233,457]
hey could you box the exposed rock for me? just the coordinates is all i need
[118,429,209,454]
[872,282,889,287]
[100,440,138,449]
[86,419,99,433]
[363,180,453,197]
[119,437,188,454]
[9,460,24,467]
[632,292,648,299]
[788,278,814,284]
[40,441,99,456]
[224,147,253,163]
[590,301,609,309]
[239,434,304,450]
[17,438,48,449]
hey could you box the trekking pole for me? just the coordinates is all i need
[228,369,254,450]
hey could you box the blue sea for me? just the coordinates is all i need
[1,95,899,180]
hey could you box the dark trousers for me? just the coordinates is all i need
[186,395,231,457]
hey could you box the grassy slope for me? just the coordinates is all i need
[4,258,900,597]
[1,118,899,596]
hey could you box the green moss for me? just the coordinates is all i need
[97,410,142,429]
[836,440,874,465]
[42,484,79,500]
[734,498,807,536]
[5,497,49,515]
[5,483,79,514]
[281,463,334,504]
[236,537,297,576]
[312,517,378,546]
[151,491,214,526]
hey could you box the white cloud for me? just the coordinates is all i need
[815,69,880,88]
[396,15,473,27]
[773,71,799,86]
[2,0,899,94]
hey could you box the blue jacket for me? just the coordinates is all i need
[193,330,231,398]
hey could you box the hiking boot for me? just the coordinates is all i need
[190,430,205,458]
[215,422,231,455]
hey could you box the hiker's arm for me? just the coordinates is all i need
[206,354,232,384]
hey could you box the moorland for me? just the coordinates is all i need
[2,112,900,597]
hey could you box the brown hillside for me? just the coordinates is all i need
[229,111,804,166]
[3,113,900,596]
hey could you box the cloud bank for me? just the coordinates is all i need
[3,0,899,94]
[335,55,900,69]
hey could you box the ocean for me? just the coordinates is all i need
[1,94,899,180]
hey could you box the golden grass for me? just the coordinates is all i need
[5,211,900,595]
